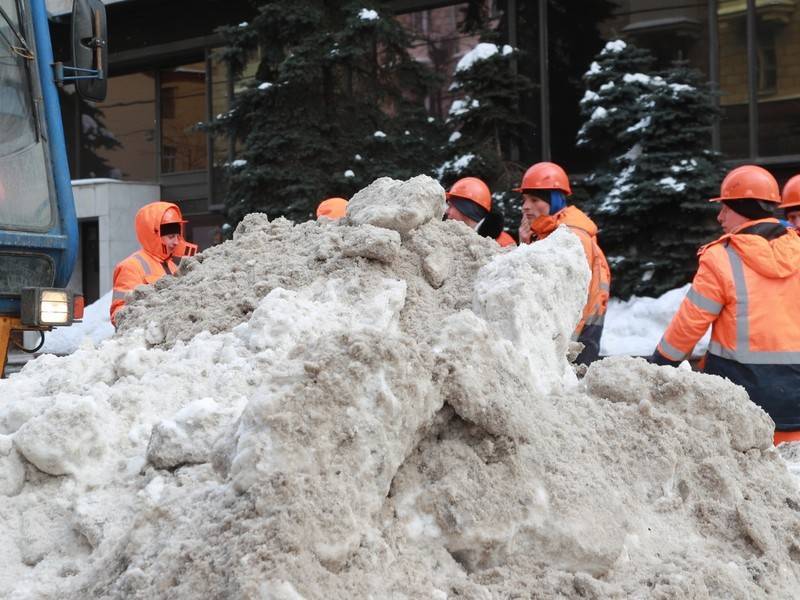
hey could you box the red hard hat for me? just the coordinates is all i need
[710,165,780,203]
[316,197,348,220]
[780,175,800,211]
[446,177,492,212]
[513,162,571,195]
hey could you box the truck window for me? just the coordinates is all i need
[0,0,52,231]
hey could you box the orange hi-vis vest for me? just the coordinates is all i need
[110,251,178,326]
[656,218,800,430]
[530,205,611,340]
[110,202,185,326]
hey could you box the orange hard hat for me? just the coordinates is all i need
[780,175,800,211]
[161,205,187,225]
[710,165,780,203]
[316,197,348,220]
[446,177,492,212]
[514,162,571,195]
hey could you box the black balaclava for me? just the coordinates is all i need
[722,199,775,221]
[160,222,182,236]
[448,197,489,223]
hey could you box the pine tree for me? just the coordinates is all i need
[438,35,534,234]
[215,2,448,224]
[577,40,724,298]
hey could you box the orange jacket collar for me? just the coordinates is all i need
[530,206,598,240]
[700,219,800,279]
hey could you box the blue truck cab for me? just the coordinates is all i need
[0,0,106,376]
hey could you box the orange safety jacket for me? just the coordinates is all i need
[110,202,188,326]
[496,231,516,248]
[654,219,800,430]
[530,205,611,364]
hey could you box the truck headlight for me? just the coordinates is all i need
[20,288,74,327]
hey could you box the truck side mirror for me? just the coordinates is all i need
[72,0,107,102]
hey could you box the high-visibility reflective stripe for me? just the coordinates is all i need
[112,290,129,301]
[133,252,152,275]
[708,341,800,364]
[725,245,749,354]
[657,337,688,361]
[585,313,606,327]
[686,286,723,315]
[599,282,610,292]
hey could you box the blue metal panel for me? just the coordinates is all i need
[30,0,78,288]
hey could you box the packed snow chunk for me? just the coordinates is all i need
[258,82,273,91]
[626,115,651,133]
[347,175,445,235]
[343,169,355,178]
[340,224,401,264]
[602,39,627,54]
[659,176,687,192]
[0,434,25,496]
[590,106,608,121]
[581,89,600,104]
[456,42,500,72]
[147,397,245,470]
[585,356,774,452]
[358,8,379,21]
[435,232,587,439]
[12,395,112,478]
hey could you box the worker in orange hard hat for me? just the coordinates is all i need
[515,162,610,365]
[651,165,800,445]
[780,175,800,231]
[110,201,197,327]
[445,177,516,247]
[316,197,348,220]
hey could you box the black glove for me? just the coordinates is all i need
[477,211,505,239]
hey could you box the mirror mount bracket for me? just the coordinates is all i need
[53,62,105,86]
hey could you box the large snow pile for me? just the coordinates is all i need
[2,175,800,599]
[601,284,710,357]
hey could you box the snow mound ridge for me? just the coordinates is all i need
[1,175,800,599]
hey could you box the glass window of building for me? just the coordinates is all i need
[718,3,755,157]
[756,4,800,157]
[87,72,157,180]
[160,62,208,174]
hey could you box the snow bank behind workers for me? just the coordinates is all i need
[2,175,800,599]
[602,283,711,357]
[40,291,114,355]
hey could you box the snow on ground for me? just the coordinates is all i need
[40,291,114,356]
[601,283,710,357]
[2,176,800,599]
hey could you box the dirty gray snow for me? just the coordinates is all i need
[2,174,800,599]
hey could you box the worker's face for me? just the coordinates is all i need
[787,210,800,231]
[521,192,550,220]
[161,233,180,255]
[717,204,748,234]
[446,202,477,227]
